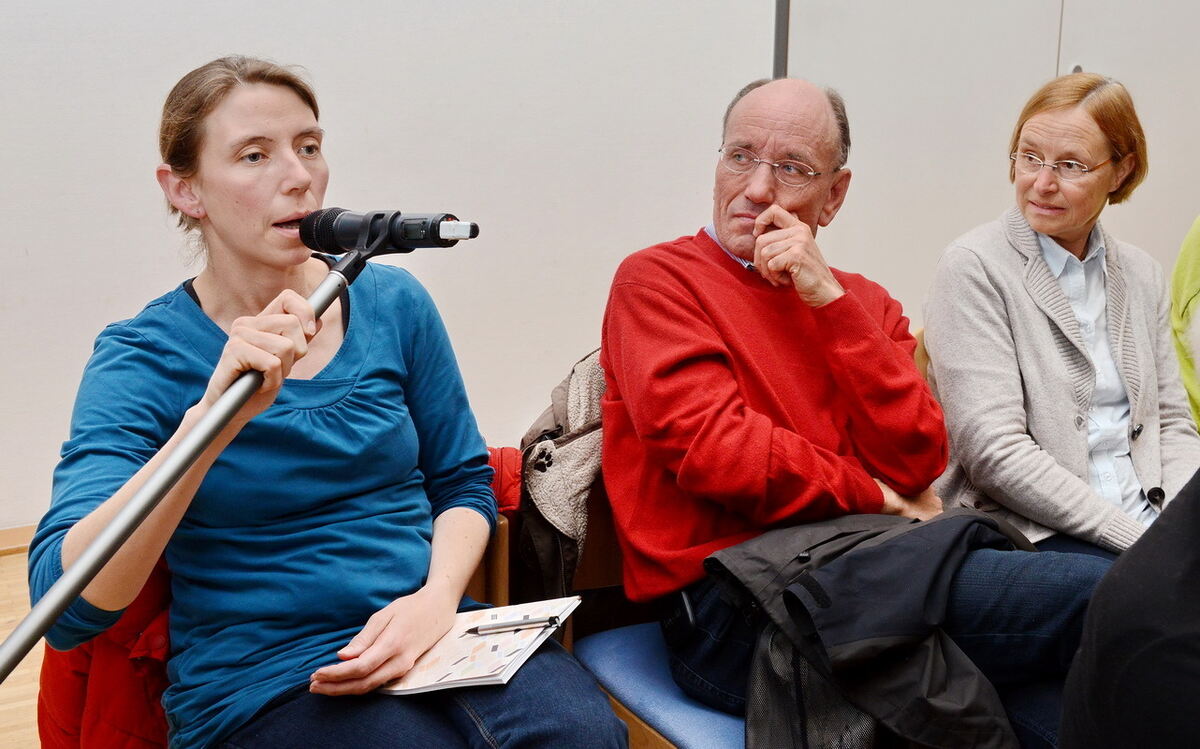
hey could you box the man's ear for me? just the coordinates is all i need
[818,168,852,227]
[156,163,205,219]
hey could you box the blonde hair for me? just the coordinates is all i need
[1008,72,1147,204]
[159,56,319,231]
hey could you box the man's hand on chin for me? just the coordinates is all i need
[751,205,845,307]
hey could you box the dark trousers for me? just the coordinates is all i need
[1033,533,1118,561]
[220,640,627,748]
[662,547,1111,748]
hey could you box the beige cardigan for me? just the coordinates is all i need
[925,208,1200,552]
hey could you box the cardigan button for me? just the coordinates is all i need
[1131,424,1144,440]
[1074,414,1085,429]
[1148,487,1166,504]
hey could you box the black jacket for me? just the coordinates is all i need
[1061,468,1200,749]
[705,509,1032,749]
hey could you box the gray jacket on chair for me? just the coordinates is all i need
[925,208,1200,552]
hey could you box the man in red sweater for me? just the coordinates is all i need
[600,78,1111,746]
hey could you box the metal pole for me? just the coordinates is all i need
[773,0,790,79]
[0,270,350,681]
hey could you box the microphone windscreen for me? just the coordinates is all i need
[300,208,348,252]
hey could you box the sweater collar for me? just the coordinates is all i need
[1003,206,1115,265]
[1003,206,1139,410]
[703,224,757,272]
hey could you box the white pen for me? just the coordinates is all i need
[466,615,559,636]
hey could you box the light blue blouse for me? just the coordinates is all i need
[1038,230,1158,526]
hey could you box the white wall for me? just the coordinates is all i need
[1059,0,1200,255]
[0,1,775,529]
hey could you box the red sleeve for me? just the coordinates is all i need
[603,279,886,526]
[810,287,949,496]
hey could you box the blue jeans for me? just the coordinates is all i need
[1034,534,1118,562]
[662,547,1110,748]
[219,640,627,748]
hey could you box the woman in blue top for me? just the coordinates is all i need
[28,56,626,749]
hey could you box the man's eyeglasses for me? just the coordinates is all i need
[1010,151,1111,181]
[718,147,822,187]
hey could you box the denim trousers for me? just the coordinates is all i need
[219,639,627,748]
[662,546,1111,749]
[1033,533,1118,562]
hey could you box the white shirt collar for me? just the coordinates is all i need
[704,224,756,271]
[1037,226,1107,278]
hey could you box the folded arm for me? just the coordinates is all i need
[604,278,944,526]
[813,289,948,496]
[752,206,946,495]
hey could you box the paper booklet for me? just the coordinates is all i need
[378,596,581,695]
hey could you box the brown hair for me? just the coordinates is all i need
[722,78,852,170]
[1009,72,1147,204]
[159,56,319,230]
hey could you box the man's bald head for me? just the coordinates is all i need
[712,77,855,258]
[721,78,851,170]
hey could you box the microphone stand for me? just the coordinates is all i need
[0,248,375,682]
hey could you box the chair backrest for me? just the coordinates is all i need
[465,515,509,606]
[913,327,930,383]
[564,481,669,647]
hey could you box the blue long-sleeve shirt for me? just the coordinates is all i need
[29,262,495,748]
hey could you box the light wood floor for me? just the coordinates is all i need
[0,551,42,747]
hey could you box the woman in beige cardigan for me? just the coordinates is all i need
[925,73,1200,558]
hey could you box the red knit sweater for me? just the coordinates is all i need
[600,230,948,601]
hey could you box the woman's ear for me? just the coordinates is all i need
[1110,152,1136,195]
[156,163,205,219]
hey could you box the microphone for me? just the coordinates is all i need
[300,208,480,255]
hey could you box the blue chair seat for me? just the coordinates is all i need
[574,622,744,748]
